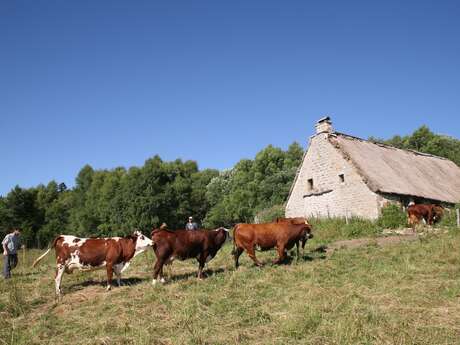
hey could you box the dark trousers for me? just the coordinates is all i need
[3,254,18,279]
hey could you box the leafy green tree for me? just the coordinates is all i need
[204,142,304,227]
[370,125,460,166]
[2,186,42,247]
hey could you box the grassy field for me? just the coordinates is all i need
[1,227,460,345]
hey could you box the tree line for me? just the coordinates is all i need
[1,125,459,248]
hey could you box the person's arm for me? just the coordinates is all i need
[2,235,9,255]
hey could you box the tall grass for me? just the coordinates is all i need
[438,205,460,228]
[308,217,381,244]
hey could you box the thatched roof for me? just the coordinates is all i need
[329,133,460,204]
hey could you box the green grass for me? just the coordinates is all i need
[1,228,460,345]
[308,217,382,244]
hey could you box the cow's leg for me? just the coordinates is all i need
[233,246,244,269]
[301,238,307,256]
[106,263,113,291]
[295,241,301,262]
[409,214,418,230]
[120,262,130,273]
[55,264,65,297]
[274,244,287,264]
[246,246,262,267]
[113,264,123,287]
[197,253,208,279]
[152,259,166,285]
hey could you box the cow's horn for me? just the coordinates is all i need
[305,220,309,225]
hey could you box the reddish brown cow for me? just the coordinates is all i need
[276,217,312,254]
[431,205,444,224]
[151,227,229,284]
[407,204,444,229]
[233,218,313,268]
[32,231,153,296]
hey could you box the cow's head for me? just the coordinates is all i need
[300,222,313,249]
[303,221,313,239]
[214,227,231,243]
[133,231,153,251]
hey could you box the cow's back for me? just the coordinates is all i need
[234,223,295,249]
[408,204,431,217]
[55,236,120,267]
[153,229,208,259]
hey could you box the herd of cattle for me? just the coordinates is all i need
[32,217,312,296]
[32,203,442,297]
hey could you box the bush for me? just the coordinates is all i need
[438,205,460,228]
[254,204,285,224]
[377,204,407,229]
[309,217,380,243]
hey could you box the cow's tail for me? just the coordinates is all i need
[32,237,59,268]
[231,224,240,256]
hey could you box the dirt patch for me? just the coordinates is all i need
[324,227,448,255]
[325,231,418,255]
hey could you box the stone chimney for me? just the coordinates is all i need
[315,116,333,134]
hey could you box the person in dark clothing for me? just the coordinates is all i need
[185,216,198,231]
[2,228,21,279]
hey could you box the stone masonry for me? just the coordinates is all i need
[286,120,386,220]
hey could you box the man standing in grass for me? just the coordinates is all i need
[185,216,198,231]
[2,228,21,279]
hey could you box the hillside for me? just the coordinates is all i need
[1,229,459,345]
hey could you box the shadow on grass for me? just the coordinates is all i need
[241,248,327,267]
[168,267,226,283]
[67,276,150,292]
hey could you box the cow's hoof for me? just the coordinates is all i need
[160,277,166,283]
[106,285,112,291]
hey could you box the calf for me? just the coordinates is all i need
[233,218,313,268]
[151,227,229,284]
[32,231,153,296]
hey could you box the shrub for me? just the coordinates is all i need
[377,204,407,229]
[438,205,460,228]
[309,217,380,243]
[254,204,285,224]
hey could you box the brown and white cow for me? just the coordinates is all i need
[233,217,313,268]
[32,231,153,296]
[407,203,444,229]
[150,227,229,284]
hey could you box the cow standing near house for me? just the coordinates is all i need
[232,217,313,268]
[276,217,311,255]
[150,226,229,284]
[32,231,153,296]
[407,203,444,229]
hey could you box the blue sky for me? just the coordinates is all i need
[1,0,459,196]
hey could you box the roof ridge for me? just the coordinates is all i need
[333,131,450,161]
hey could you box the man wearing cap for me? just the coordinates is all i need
[2,228,21,279]
[185,217,198,231]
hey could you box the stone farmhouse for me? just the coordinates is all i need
[285,117,460,220]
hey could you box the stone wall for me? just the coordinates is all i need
[286,133,385,219]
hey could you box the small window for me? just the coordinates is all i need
[339,174,345,183]
[307,178,314,190]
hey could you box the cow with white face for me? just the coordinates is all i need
[33,231,153,296]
